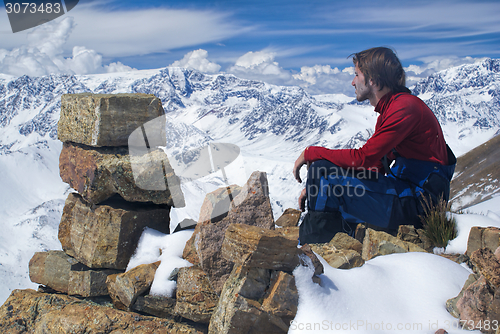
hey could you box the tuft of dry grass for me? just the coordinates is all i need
[419,194,457,248]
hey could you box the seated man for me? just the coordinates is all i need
[293,47,456,245]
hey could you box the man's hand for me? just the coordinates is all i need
[298,188,307,212]
[293,149,307,183]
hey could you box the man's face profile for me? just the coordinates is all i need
[352,64,373,102]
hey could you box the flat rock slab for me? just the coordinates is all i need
[175,266,219,324]
[59,142,184,206]
[0,289,204,334]
[362,228,427,261]
[59,193,170,269]
[222,223,300,271]
[58,93,165,147]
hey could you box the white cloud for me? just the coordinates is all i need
[293,65,340,85]
[292,65,355,96]
[227,51,294,84]
[170,49,220,74]
[0,17,136,77]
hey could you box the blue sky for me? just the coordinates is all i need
[0,0,499,95]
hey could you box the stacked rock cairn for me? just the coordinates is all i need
[28,93,184,307]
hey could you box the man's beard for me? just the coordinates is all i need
[355,85,373,102]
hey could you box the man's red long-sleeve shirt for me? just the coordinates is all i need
[303,92,448,174]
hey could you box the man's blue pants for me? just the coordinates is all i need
[305,160,421,231]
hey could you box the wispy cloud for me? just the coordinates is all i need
[65,3,247,58]
[0,1,248,58]
[324,1,500,37]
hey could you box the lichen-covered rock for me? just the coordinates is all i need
[275,208,301,227]
[278,226,300,241]
[59,142,184,206]
[0,289,205,334]
[106,262,160,309]
[222,223,300,271]
[175,267,219,323]
[208,265,287,334]
[470,247,500,288]
[59,193,169,270]
[58,93,165,147]
[361,228,427,261]
[185,171,275,294]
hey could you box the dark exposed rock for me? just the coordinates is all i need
[68,267,122,297]
[298,244,324,276]
[397,225,434,251]
[132,295,176,319]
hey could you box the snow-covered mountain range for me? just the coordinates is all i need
[0,58,499,303]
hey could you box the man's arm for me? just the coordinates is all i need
[303,100,419,170]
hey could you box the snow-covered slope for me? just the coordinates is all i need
[413,58,500,155]
[0,59,499,303]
